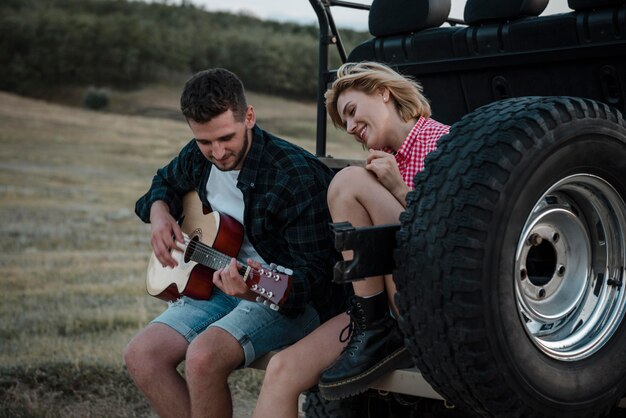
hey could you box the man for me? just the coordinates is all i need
[124,68,339,418]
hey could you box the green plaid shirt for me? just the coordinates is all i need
[136,125,342,320]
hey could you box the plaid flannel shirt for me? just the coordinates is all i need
[135,125,341,321]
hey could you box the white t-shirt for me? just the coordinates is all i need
[206,167,266,264]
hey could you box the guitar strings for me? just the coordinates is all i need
[185,237,284,305]
[187,239,249,277]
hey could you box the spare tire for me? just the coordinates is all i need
[394,96,626,417]
[302,390,365,418]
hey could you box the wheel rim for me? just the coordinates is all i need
[515,174,626,361]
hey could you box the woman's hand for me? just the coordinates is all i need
[365,149,410,207]
[150,200,184,268]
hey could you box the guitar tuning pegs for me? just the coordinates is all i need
[276,265,286,273]
[255,296,278,311]
[269,263,278,271]
[284,268,293,276]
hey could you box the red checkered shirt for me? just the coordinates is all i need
[394,116,450,189]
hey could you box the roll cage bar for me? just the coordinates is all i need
[308,0,464,157]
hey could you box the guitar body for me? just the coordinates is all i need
[146,192,244,301]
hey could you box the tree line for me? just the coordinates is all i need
[0,0,369,100]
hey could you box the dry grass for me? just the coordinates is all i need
[0,87,362,417]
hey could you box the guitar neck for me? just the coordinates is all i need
[187,239,248,277]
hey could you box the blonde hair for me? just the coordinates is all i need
[325,61,431,130]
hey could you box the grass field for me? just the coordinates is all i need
[0,87,364,417]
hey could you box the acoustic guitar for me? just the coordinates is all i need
[146,192,292,310]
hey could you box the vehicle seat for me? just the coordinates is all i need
[464,0,548,24]
[345,0,625,125]
[568,0,625,9]
[368,0,451,37]
[348,0,454,64]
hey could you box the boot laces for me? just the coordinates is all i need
[339,299,365,354]
[339,314,357,343]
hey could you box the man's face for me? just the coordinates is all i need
[188,107,255,171]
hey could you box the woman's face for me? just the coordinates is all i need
[336,87,394,150]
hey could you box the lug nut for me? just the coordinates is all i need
[529,233,543,246]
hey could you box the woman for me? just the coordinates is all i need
[253,61,450,417]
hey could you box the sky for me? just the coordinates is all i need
[190,0,573,30]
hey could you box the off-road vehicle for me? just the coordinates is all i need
[296,0,626,416]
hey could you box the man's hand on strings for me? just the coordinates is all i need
[213,258,256,300]
[150,201,184,268]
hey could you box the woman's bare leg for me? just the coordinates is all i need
[320,166,412,400]
[253,313,350,418]
[328,166,404,305]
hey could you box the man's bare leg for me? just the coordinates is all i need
[124,323,190,418]
[185,326,245,418]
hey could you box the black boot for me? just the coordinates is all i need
[318,293,413,400]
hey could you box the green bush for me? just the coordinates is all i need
[0,0,369,100]
[83,86,110,110]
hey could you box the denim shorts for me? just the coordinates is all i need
[151,289,320,367]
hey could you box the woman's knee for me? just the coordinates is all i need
[263,351,304,390]
[265,351,296,378]
[328,166,370,205]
